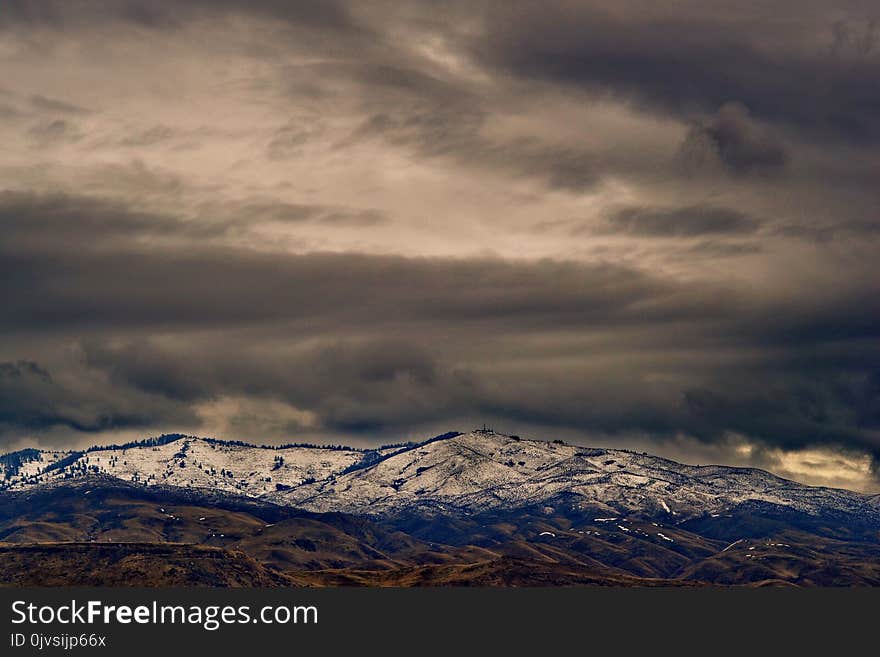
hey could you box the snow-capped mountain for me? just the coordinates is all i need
[0,434,369,498]
[2,430,878,523]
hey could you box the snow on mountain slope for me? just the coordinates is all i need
[0,449,68,482]
[2,430,878,522]
[278,431,880,520]
[1,436,364,497]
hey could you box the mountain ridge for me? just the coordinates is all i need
[3,433,880,587]
[3,430,878,528]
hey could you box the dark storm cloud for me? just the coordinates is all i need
[0,233,683,332]
[82,337,472,434]
[679,103,788,175]
[678,379,880,453]
[0,0,364,34]
[0,190,667,338]
[684,241,763,258]
[0,360,195,434]
[0,191,386,252]
[82,338,441,404]
[0,191,207,246]
[474,2,880,144]
[74,327,880,456]
[775,218,880,243]
[605,205,762,238]
[0,190,873,342]
[1,190,878,464]
[477,367,880,458]
[217,199,390,228]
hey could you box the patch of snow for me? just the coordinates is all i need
[721,539,744,553]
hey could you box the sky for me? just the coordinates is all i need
[1,1,878,491]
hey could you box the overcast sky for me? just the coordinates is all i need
[1,1,878,491]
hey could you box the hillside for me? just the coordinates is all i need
[0,542,293,587]
[3,431,880,586]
